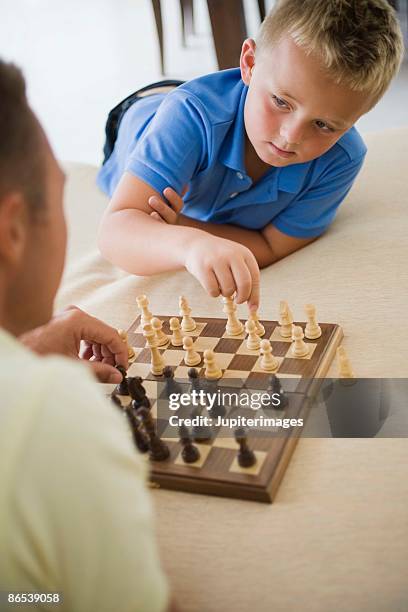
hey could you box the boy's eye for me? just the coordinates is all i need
[315,120,335,132]
[271,95,289,109]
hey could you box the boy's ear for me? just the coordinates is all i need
[240,38,257,86]
[0,192,29,268]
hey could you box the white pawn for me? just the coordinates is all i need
[260,339,279,372]
[151,317,169,347]
[304,304,322,339]
[222,296,244,336]
[291,325,309,358]
[169,317,183,346]
[245,319,261,351]
[248,310,265,336]
[179,296,196,332]
[136,294,153,327]
[118,329,135,360]
[183,336,201,367]
[203,349,222,380]
[337,346,355,378]
[279,301,294,338]
[143,324,165,375]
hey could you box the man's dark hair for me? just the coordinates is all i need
[0,60,45,217]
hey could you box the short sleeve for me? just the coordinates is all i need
[9,359,168,612]
[126,90,209,195]
[272,152,366,238]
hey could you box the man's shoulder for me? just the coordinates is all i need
[0,348,137,469]
[173,68,245,125]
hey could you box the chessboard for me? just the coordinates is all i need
[113,313,343,503]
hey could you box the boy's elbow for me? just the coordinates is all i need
[97,212,114,263]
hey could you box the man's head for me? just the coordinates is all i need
[240,0,404,167]
[0,61,66,335]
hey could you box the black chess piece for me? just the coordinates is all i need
[191,405,213,442]
[115,365,129,395]
[234,427,257,468]
[125,407,150,454]
[179,424,200,463]
[188,367,200,392]
[128,376,148,404]
[163,365,183,397]
[269,374,288,410]
[206,379,226,418]
[111,393,123,409]
[138,407,170,461]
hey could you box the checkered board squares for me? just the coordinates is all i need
[121,314,343,503]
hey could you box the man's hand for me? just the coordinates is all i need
[184,234,260,310]
[148,186,185,224]
[20,306,128,383]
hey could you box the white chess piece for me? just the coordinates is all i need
[278,301,294,338]
[337,346,355,378]
[183,336,201,366]
[169,317,183,346]
[260,339,279,372]
[222,296,244,335]
[143,324,165,375]
[248,311,265,336]
[304,304,322,339]
[179,296,196,331]
[118,329,135,360]
[136,294,153,327]
[245,319,261,350]
[151,317,169,347]
[291,325,309,357]
[203,349,222,379]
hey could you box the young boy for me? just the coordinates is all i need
[0,61,169,611]
[97,0,403,311]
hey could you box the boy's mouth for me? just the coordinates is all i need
[269,142,296,158]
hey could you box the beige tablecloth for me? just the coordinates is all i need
[58,128,408,612]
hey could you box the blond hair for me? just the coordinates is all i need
[257,0,404,105]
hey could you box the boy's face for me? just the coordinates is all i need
[241,35,369,167]
[2,129,67,334]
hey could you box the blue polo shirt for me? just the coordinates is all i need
[97,68,367,238]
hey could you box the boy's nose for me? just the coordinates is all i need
[279,119,305,147]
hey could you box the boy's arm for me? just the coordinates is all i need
[98,173,260,308]
[178,214,318,267]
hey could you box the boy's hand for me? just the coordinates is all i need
[20,307,128,384]
[148,187,185,224]
[184,235,260,310]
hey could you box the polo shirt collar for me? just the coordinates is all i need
[218,83,248,174]
[218,79,311,196]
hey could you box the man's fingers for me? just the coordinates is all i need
[79,315,128,369]
[88,361,123,384]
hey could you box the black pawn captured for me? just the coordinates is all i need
[138,406,170,461]
[269,374,288,410]
[115,365,129,395]
[234,427,257,468]
[179,424,201,464]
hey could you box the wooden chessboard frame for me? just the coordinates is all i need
[119,315,343,503]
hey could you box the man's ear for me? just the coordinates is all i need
[0,192,29,267]
[240,38,257,86]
